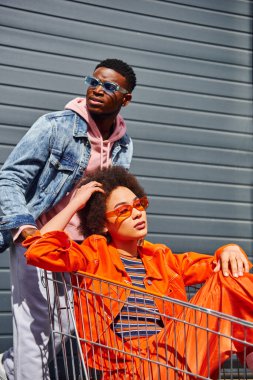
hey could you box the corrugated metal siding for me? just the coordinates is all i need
[0,0,252,351]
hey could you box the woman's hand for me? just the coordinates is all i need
[213,244,249,277]
[70,181,104,212]
[40,181,104,234]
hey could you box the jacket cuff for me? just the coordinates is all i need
[0,214,36,231]
[22,230,71,249]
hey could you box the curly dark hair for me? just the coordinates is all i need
[77,166,146,239]
[95,58,136,92]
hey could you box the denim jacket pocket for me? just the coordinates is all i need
[39,148,76,195]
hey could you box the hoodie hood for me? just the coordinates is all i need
[65,97,127,171]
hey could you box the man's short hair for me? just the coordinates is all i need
[95,58,137,92]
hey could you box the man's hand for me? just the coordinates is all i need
[16,227,38,243]
[213,244,249,277]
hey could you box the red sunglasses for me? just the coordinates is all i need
[106,196,149,219]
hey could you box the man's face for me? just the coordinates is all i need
[85,67,132,116]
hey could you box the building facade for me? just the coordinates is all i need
[0,0,252,351]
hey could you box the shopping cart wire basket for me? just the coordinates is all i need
[44,271,253,380]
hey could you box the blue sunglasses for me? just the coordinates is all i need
[84,75,128,94]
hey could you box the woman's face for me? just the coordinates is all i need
[105,186,148,244]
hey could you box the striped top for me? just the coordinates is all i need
[111,255,164,340]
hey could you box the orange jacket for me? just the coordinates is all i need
[23,231,247,374]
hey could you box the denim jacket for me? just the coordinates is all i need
[0,110,133,252]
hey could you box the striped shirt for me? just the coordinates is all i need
[112,255,164,340]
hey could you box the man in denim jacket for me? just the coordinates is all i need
[0,58,136,380]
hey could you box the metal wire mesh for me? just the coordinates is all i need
[44,271,253,380]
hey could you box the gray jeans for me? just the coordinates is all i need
[3,245,73,380]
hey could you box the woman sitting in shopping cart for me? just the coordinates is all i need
[23,166,253,380]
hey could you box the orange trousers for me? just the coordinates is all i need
[101,271,253,380]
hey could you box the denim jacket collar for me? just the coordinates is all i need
[73,113,88,138]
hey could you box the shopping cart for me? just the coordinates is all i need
[44,271,253,380]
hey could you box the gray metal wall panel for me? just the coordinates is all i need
[0,252,11,346]
[0,25,252,73]
[0,0,252,351]
[140,177,253,202]
[132,158,252,186]
[1,62,253,99]
[1,44,252,83]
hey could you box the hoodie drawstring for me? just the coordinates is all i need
[100,140,111,169]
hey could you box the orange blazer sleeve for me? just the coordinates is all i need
[23,230,88,272]
[171,244,252,286]
[171,250,215,285]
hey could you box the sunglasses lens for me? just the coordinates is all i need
[85,76,99,87]
[142,197,149,209]
[103,82,117,92]
[115,205,131,217]
[134,197,148,211]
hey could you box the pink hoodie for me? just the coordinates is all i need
[65,97,127,172]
